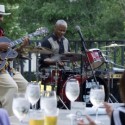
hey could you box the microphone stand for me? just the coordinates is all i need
[76,26,99,101]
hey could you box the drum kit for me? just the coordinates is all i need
[19,42,125,108]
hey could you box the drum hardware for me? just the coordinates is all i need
[17,54,32,60]
[57,96,69,110]
[61,52,82,62]
[104,61,124,92]
[103,72,123,79]
[102,67,124,85]
[60,75,82,109]
[83,48,106,70]
[40,62,70,109]
[102,43,125,48]
[39,71,49,91]
[75,26,100,101]
[52,64,59,89]
[22,46,54,54]
[23,45,53,89]
[58,49,104,104]
[101,50,111,52]
[112,67,125,72]
[82,76,109,106]
[59,75,109,107]
[102,53,111,58]
[106,60,125,69]
[52,62,70,109]
[104,54,119,103]
[100,43,125,102]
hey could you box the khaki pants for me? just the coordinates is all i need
[0,71,28,116]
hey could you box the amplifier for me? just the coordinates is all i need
[95,70,123,103]
[103,73,122,79]
[103,77,122,103]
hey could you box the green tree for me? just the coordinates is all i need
[1,0,125,41]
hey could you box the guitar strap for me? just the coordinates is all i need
[5,61,15,76]
[0,27,14,76]
[0,27,4,37]
[0,61,14,76]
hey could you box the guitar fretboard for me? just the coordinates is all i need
[10,33,37,47]
[9,27,48,47]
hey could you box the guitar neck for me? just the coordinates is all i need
[4,27,48,47]
[10,32,36,48]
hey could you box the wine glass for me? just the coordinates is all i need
[65,78,80,102]
[26,82,41,109]
[40,91,57,113]
[65,78,80,125]
[90,85,105,124]
[12,93,30,124]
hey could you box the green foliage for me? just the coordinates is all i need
[1,0,125,41]
[1,0,125,71]
[16,0,125,40]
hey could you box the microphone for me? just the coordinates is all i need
[75,25,87,52]
[75,25,81,32]
[75,25,85,42]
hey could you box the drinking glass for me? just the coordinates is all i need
[44,108,59,125]
[29,110,44,125]
[90,85,105,124]
[65,78,80,125]
[26,82,41,109]
[12,93,30,124]
[65,78,80,102]
[40,91,57,113]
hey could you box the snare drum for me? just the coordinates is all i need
[83,48,105,70]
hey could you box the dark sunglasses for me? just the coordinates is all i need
[0,15,3,17]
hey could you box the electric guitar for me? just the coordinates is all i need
[0,27,48,70]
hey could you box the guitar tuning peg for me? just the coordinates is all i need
[36,27,43,31]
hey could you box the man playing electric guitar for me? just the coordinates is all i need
[0,4,29,116]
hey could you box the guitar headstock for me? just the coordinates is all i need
[33,27,49,36]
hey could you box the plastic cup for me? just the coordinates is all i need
[29,110,44,125]
[44,108,59,125]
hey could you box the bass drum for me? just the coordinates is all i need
[58,75,109,109]
[82,76,109,106]
[58,75,82,109]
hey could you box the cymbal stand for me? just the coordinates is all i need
[105,48,119,103]
[40,69,48,91]
[36,52,40,83]
[54,62,69,110]
[52,63,58,90]
[76,26,99,103]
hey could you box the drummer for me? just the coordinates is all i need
[39,19,71,69]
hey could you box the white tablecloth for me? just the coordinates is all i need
[9,109,110,125]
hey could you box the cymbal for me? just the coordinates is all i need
[113,67,125,72]
[102,53,111,58]
[17,55,31,60]
[105,60,125,68]
[22,46,53,54]
[102,43,125,48]
[63,52,82,56]
[101,50,111,52]
[61,52,82,61]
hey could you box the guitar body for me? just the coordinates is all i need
[0,49,18,60]
[0,36,12,43]
[0,60,7,70]
[7,49,18,60]
[0,37,18,60]
[0,27,48,69]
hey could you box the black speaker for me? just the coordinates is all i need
[103,78,122,103]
